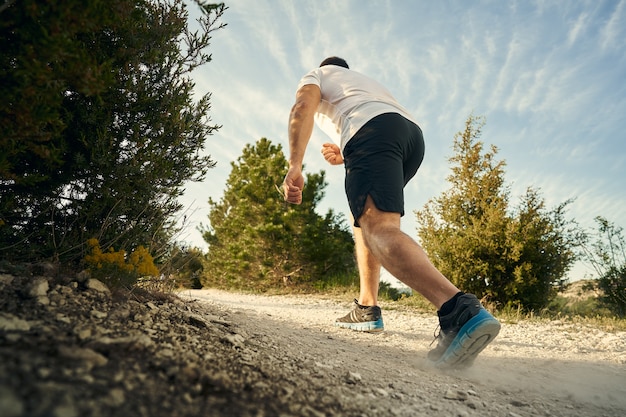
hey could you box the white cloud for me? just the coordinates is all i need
[600,0,626,51]
[568,12,589,47]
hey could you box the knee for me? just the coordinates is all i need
[357,196,402,239]
[358,207,400,234]
[359,218,398,247]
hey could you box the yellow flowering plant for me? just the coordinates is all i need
[83,238,159,288]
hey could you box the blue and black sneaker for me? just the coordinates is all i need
[428,293,500,369]
[335,299,384,333]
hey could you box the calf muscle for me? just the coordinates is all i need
[358,196,458,309]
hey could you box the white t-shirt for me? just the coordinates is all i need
[298,65,417,152]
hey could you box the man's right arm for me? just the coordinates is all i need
[283,84,321,204]
[287,84,321,169]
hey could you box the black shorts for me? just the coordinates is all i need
[343,113,425,227]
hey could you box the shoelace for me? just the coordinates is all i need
[429,324,441,347]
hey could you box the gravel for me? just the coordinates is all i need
[1,270,625,417]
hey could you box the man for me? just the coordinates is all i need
[283,57,500,368]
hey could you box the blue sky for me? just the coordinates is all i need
[181,0,626,283]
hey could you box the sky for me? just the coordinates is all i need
[180,0,626,284]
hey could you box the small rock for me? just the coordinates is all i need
[160,348,175,358]
[75,327,92,341]
[90,334,153,350]
[510,399,529,407]
[444,389,468,401]
[0,313,32,331]
[36,295,51,306]
[209,315,232,326]
[466,399,479,409]
[56,314,71,324]
[253,381,270,390]
[58,285,74,295]
[391,392,405,400]
[27,277,49,297]
[85,278,110,293]
[0,274,14,286]
[208,371,232,388]
[109,307,130,320]
[58,345,108,368]
[187,313,210,328]
[314,361,334,369]
[222,333,245,347]
[301,405,326,417]
[281,386,295,398]
[75,270,90,283]
[90,309,108,319]
[108,388,125,407]
[345,371,362,384]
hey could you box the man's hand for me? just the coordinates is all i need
[283,166,304,204]
[321,143,343,165]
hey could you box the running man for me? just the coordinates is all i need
[283,57,500,368]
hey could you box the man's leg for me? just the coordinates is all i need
[357,195,458,309]
[333,214,384,332]
[352,218,381,307]
[358,195,500,368]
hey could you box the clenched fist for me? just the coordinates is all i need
[321,143,344,165]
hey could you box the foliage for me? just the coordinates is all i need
[0,0,225,263]
[160,245,206,289]
[83,238,158,288]
[579,217,626,317]
[377,281,409,302]
[545,295,610,318]
[389,291,435,313]
[311,270,359,292]
[416,115,579,310]
[202,138,356,291]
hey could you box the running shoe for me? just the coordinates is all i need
[335,299,384,332]
[428,293,500,369]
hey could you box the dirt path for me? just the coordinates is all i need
[2,271,625,417]
[181,289,626,417]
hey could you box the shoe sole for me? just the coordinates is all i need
[434,309,500,369]
[334,318,384,333]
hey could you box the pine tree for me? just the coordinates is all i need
[202,138,355,290]
[416,115,578,310]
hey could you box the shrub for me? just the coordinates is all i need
[83,238,158,288]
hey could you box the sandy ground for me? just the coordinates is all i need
[181,288,626,417]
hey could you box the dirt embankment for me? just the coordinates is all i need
[1,271,625,417]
